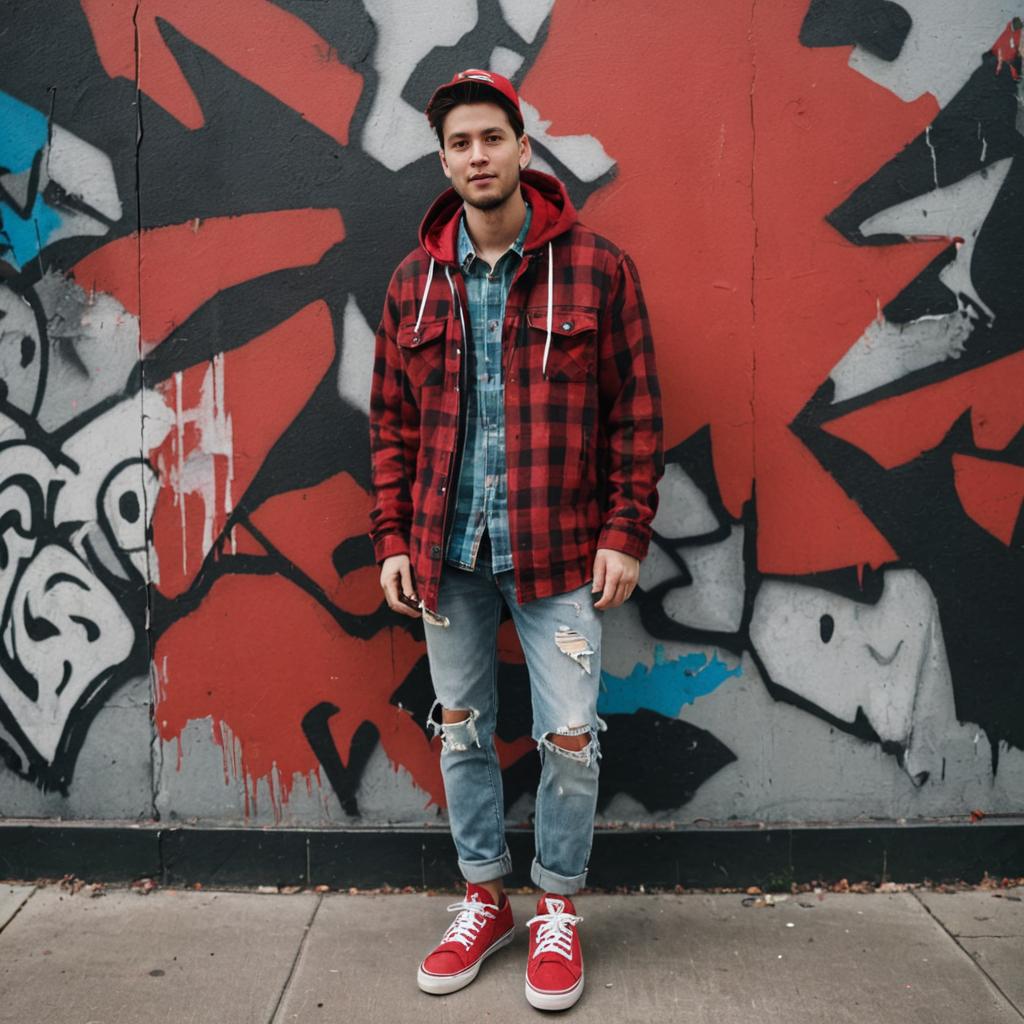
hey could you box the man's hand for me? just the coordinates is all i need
[591,548,640,610]
[380,554,421,618]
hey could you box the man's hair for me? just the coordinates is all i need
[426,81,525,148]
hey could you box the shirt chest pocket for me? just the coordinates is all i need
[397,319,447,390]
[525,309,598,382]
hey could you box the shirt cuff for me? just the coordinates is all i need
[372,531,410,564]
[596,522,650,561]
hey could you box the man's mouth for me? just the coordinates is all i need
[469,174,495,183]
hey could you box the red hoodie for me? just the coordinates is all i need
[369,169,663,612]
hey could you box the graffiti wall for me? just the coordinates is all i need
[1,0,1021,827]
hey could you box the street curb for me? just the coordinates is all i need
[1,819,1021,888]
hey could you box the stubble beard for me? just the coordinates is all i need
[459,171,520,212]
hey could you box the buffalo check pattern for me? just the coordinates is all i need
[369,217,663,613]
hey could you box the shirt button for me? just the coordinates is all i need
[430,544,442,558]
[561,321,573,331]
[489,320,498,331]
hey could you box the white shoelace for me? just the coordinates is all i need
[441,897,498,951]
[526,906,583,959]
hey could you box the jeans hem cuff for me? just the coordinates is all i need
[459,848,513,884]
[530,857,587,895]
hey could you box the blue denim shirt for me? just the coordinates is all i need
[445,205,532,572]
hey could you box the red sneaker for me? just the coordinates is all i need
[417,884,515,995]
[525,893,584,1011]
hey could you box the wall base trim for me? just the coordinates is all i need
[1,820,1021,889]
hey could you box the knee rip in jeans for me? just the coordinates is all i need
[554,626,595,675]
[427,699,480,753]
[540,720,606,769]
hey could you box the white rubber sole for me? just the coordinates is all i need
[525,969,584,1011]
[417,926,515,995]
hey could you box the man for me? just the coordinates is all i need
[369,68,662,1010]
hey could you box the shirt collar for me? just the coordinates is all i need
[458,203,532,271]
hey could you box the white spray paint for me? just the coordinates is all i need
[337,294,375,414]
[497,0,553,43]
[829,158,1014,402]
[0,392,171,768]
[858,157,1012,323]
[489,46,525,80]
[750,570,955,786]
[164,355,236,572]
[520,99,616,182]
[0,120,122,252]
[56,390,174,582]
[360,0,478,171]
[829,309,976,403]
[925,125,939,189]
[847,1,1020,107]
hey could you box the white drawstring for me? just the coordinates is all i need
[414,257,435,335]
[444,266,466,342]
[541,241,554,378]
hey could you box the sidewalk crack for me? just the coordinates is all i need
[0,886,38,937]
[911,891,1024,1021]
[267,892,323,1024]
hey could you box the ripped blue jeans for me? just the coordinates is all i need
[423,557,603,895]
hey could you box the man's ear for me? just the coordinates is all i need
[519,133,532,170]
[439,148,452,180]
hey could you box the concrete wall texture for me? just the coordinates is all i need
[0,0,1022,830]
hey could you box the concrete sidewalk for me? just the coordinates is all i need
[0,882,1021,1023]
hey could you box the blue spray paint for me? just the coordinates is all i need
[0,91,49,172]
[598,644,741,718]
[0,91,62,267]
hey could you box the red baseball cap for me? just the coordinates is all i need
[425,68,523,124]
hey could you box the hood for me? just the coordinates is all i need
[418,168,577,264]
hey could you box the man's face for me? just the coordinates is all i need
[438,102,531,212]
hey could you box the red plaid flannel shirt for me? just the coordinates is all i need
[369,170,663,612]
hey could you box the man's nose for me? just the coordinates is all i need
[469,141,488,164]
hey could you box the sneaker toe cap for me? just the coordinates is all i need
[529,959,578,992]
[422,949,465,977]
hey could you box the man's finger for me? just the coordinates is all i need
[391,595,420,618]
[594,569,620,609]
[397,562,421,618]
[399,561,417,604]
[382,572,401,609]
[591,551,606,594]
[602,580,628,611]
[381,567,420,618]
